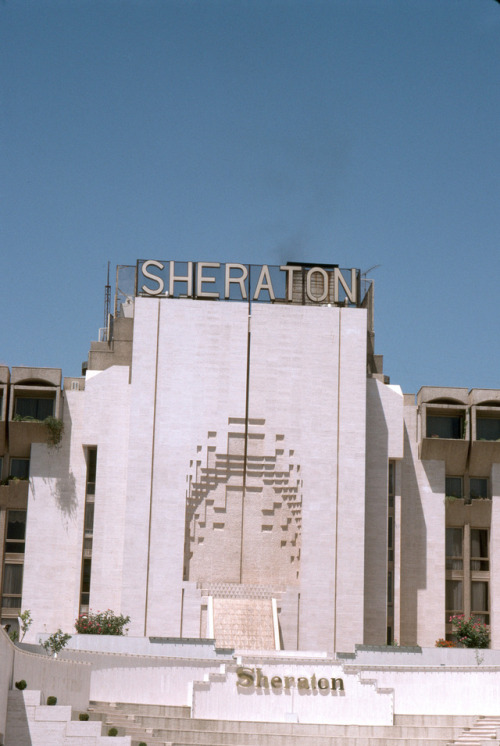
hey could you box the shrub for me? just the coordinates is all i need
[75,609,130,636]
[138,742,147,746]
[79,713,90,721]
[41,629,71,656]
[44,416,64,447]
[449,614,490,648]
[19,610,33,641]
[108,727,118,736]
[435,638,457,648]
[46,696,57,706]
[15,680,27,690]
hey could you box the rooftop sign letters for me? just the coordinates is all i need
[138,260,360,306]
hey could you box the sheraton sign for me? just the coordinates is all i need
[137,260,360,305]
[236,667,345,693]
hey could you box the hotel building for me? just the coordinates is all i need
[0,261,497,652]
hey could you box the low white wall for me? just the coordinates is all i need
[12,646,91,711]
[5,689,132,746]
[55,633,227,658]
[0,628,15,741]
[89,662,222,706]
[358,667,500,716]
[348,645,500,666]
[192,662,393,725]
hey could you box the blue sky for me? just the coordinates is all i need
[2,0,499,394]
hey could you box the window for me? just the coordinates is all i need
[9,458,29,480]
[1,564,23,609]
[388,461,395,507]
[80,447,97,612]
[5,511,26,554]
[446,527,463,570]
[446,476,463,499]
[386,461,395,644]
[446,525,490,631]
[477,417,500,441]
[471,529,489,571]
[471,581,489,624]
[86,447,97,495]
[427,415,463,439]
[14,397,54,421]
[80,558,91,607]
[446,580,463,618]
[470,478,488,500]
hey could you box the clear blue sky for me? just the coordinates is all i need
[2,0,499,394]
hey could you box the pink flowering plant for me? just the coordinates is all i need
[449,614,490,648]
[75,609,130,636]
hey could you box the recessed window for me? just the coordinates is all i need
[476,417,500,441]
[471,529,489,571]
[446,527,463,570]
[5,511,26,554]
[80,558,91,607]
[471,581,489,624]
[14,397,54,421]
[86,447,97,495]
[446,476,463,499]
[1,564,23,609]
[9,458,29,480]
[427,415,463,439]
[470,478,488,500]
[446,579,463,617]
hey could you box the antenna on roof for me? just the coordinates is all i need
[361,264,381,278]
[104,261,111,330]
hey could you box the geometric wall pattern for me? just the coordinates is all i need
[183,417,302,587]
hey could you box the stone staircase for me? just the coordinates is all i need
[446,715,500,745]
[198,582,283,650]
[88,701,479,745]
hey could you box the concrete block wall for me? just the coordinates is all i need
[363,380,403,644]
[490,462,500,649]
[5,689,131,746]
[0,628,14,742]
[400,402,445,647]
[22,390,87,639]
[191,659,393,725]
[122,298,249,637]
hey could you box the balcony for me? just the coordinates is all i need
[419,404,469,473]
[0,478,29,509]
[8,391,61,457]
[469,406,500,473]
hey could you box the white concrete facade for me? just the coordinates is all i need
[1,262,500,658]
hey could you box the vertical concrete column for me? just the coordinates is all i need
[121,298,161,635]
[489,463,500,648]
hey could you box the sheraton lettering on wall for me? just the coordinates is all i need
[138,260,360,305]
[236,667,345,693]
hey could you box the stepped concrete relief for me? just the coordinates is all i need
[184,417,302,587]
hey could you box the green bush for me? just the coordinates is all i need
[449,614,490,648]
[44,416,64,446]
[108,726,118,736]
[78,712,89,721]
[41,629,71,656]
[138,742,147,746]
[46,696,57,706]
[15,680,27,690]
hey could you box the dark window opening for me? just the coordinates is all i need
[14,397,54,421]
[427,415,463,439]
